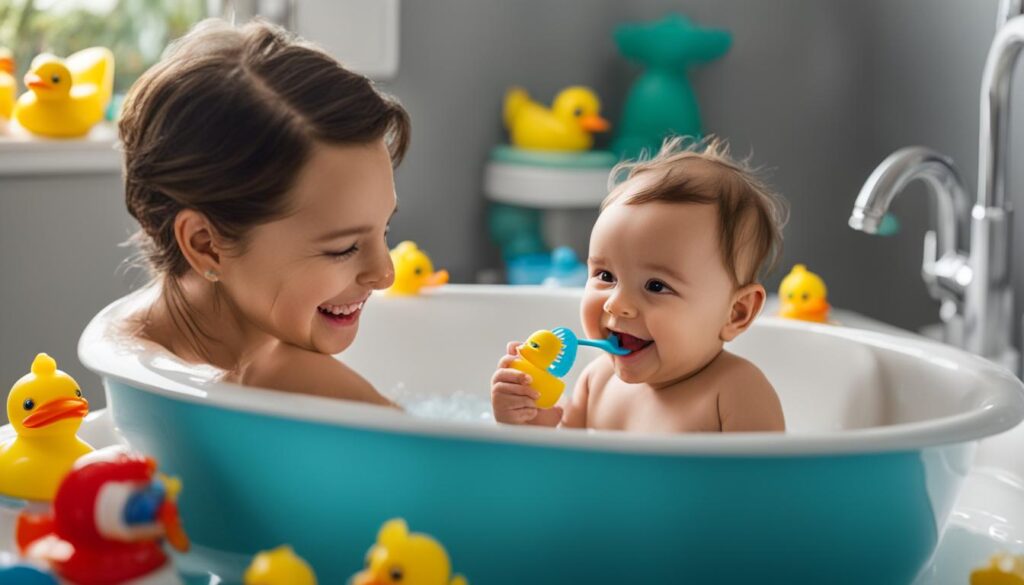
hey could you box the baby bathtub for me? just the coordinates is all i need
[78,285,1024,584]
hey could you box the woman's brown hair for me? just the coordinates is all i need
[119,17,410,278]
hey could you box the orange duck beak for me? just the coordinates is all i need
[22,397,88,429]
[24,73,51,91]
[424,269,449,287]
[580,114,610,132]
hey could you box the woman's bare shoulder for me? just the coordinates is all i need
[244,344,394,407]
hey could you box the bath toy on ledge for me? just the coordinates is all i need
[971,553,1024,584]
[386,241,449,296]
[21,446,189,585]
[779,264,831,323]
[0,48,15,121]
[0,353,93,502]
[352,518,467,585]
[244,545,318,585]
[12,47,114,138]
[503,85,610,151]
[511,328,629,409]
[612,14,732,160]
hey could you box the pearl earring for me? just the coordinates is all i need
[204,269,220,282]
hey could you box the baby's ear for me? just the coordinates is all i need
[720,283,766,342]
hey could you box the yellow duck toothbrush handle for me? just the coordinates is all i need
[510,358,565,409]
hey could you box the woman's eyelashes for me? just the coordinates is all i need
[326,243,359,259]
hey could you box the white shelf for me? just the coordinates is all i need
[484,161,612,209]
[0,122,121,177]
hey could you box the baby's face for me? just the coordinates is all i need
[218,140,396,355]
[582,198,737,387]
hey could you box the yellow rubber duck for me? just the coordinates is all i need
[779,264,831,323]
[13,47,114,138]
[511,330,566,409]
[503,85,610,151]
[971,553,1024,585]
[0,353,93,501]
[0,48,15,120]
[386,241,449,296]
[244,545,317,585]
[352,519,467,585]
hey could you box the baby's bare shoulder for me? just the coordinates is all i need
[245,344,393,406]
[714,352,785,432]
[581,355,616,392]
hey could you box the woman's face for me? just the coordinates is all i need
[218,140,397,355]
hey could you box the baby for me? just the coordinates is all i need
[118,19,409,405]
[492,138,787,433]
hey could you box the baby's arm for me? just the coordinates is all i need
[490,341,589,428]
[247,343,395,407]
[717,361,785,432]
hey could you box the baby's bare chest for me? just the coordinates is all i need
[587,379,723,433]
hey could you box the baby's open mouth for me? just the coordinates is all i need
[317,299,366,325]
[610,330,654,353]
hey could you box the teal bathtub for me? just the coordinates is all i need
[79,285,1024,584]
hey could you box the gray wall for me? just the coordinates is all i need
[1,1,1018,422]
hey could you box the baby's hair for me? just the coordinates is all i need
[119,18,410,278]
[602,136,788,285]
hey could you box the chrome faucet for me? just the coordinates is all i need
[850,148,972,345]
[850,15,1024,373]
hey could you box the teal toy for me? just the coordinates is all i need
[612,14,732,160]
[488,203,546,261]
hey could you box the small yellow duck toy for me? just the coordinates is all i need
[778,264,831,323]
[244,545,318,585]
[503,85,610,151]
[12,47,114,138]
[0,48,15,120]
[511,330,566,409]
[0,353,93,501]
[352,519,467,585]
[971,553,1024,585]
[386,241,449,296]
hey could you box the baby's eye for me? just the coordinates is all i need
[645,279,670,293]
[326,244,359,259]
[594,270,615,283]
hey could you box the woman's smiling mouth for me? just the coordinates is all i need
[317,297,367,326]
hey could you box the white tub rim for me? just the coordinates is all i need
[79,285,1024,457]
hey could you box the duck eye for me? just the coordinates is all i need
[389,566,403,581]
[802,292,809,301]
[23,398,34,411]
[574,107,583,117]
[530,342,540,349]
[75,389,82,398]
[414,267,423,275]
[50,74,59,84]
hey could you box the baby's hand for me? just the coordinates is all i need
[491,341,563,426]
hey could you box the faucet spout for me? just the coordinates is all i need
[851,147,969,258]
[851,148,972,337]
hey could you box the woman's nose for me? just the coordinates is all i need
[359,245,395,290]
[604,290,637,318]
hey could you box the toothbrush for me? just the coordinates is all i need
[548,327,630,377]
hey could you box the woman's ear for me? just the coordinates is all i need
[174,209,222,280]
[720,283,766,342]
